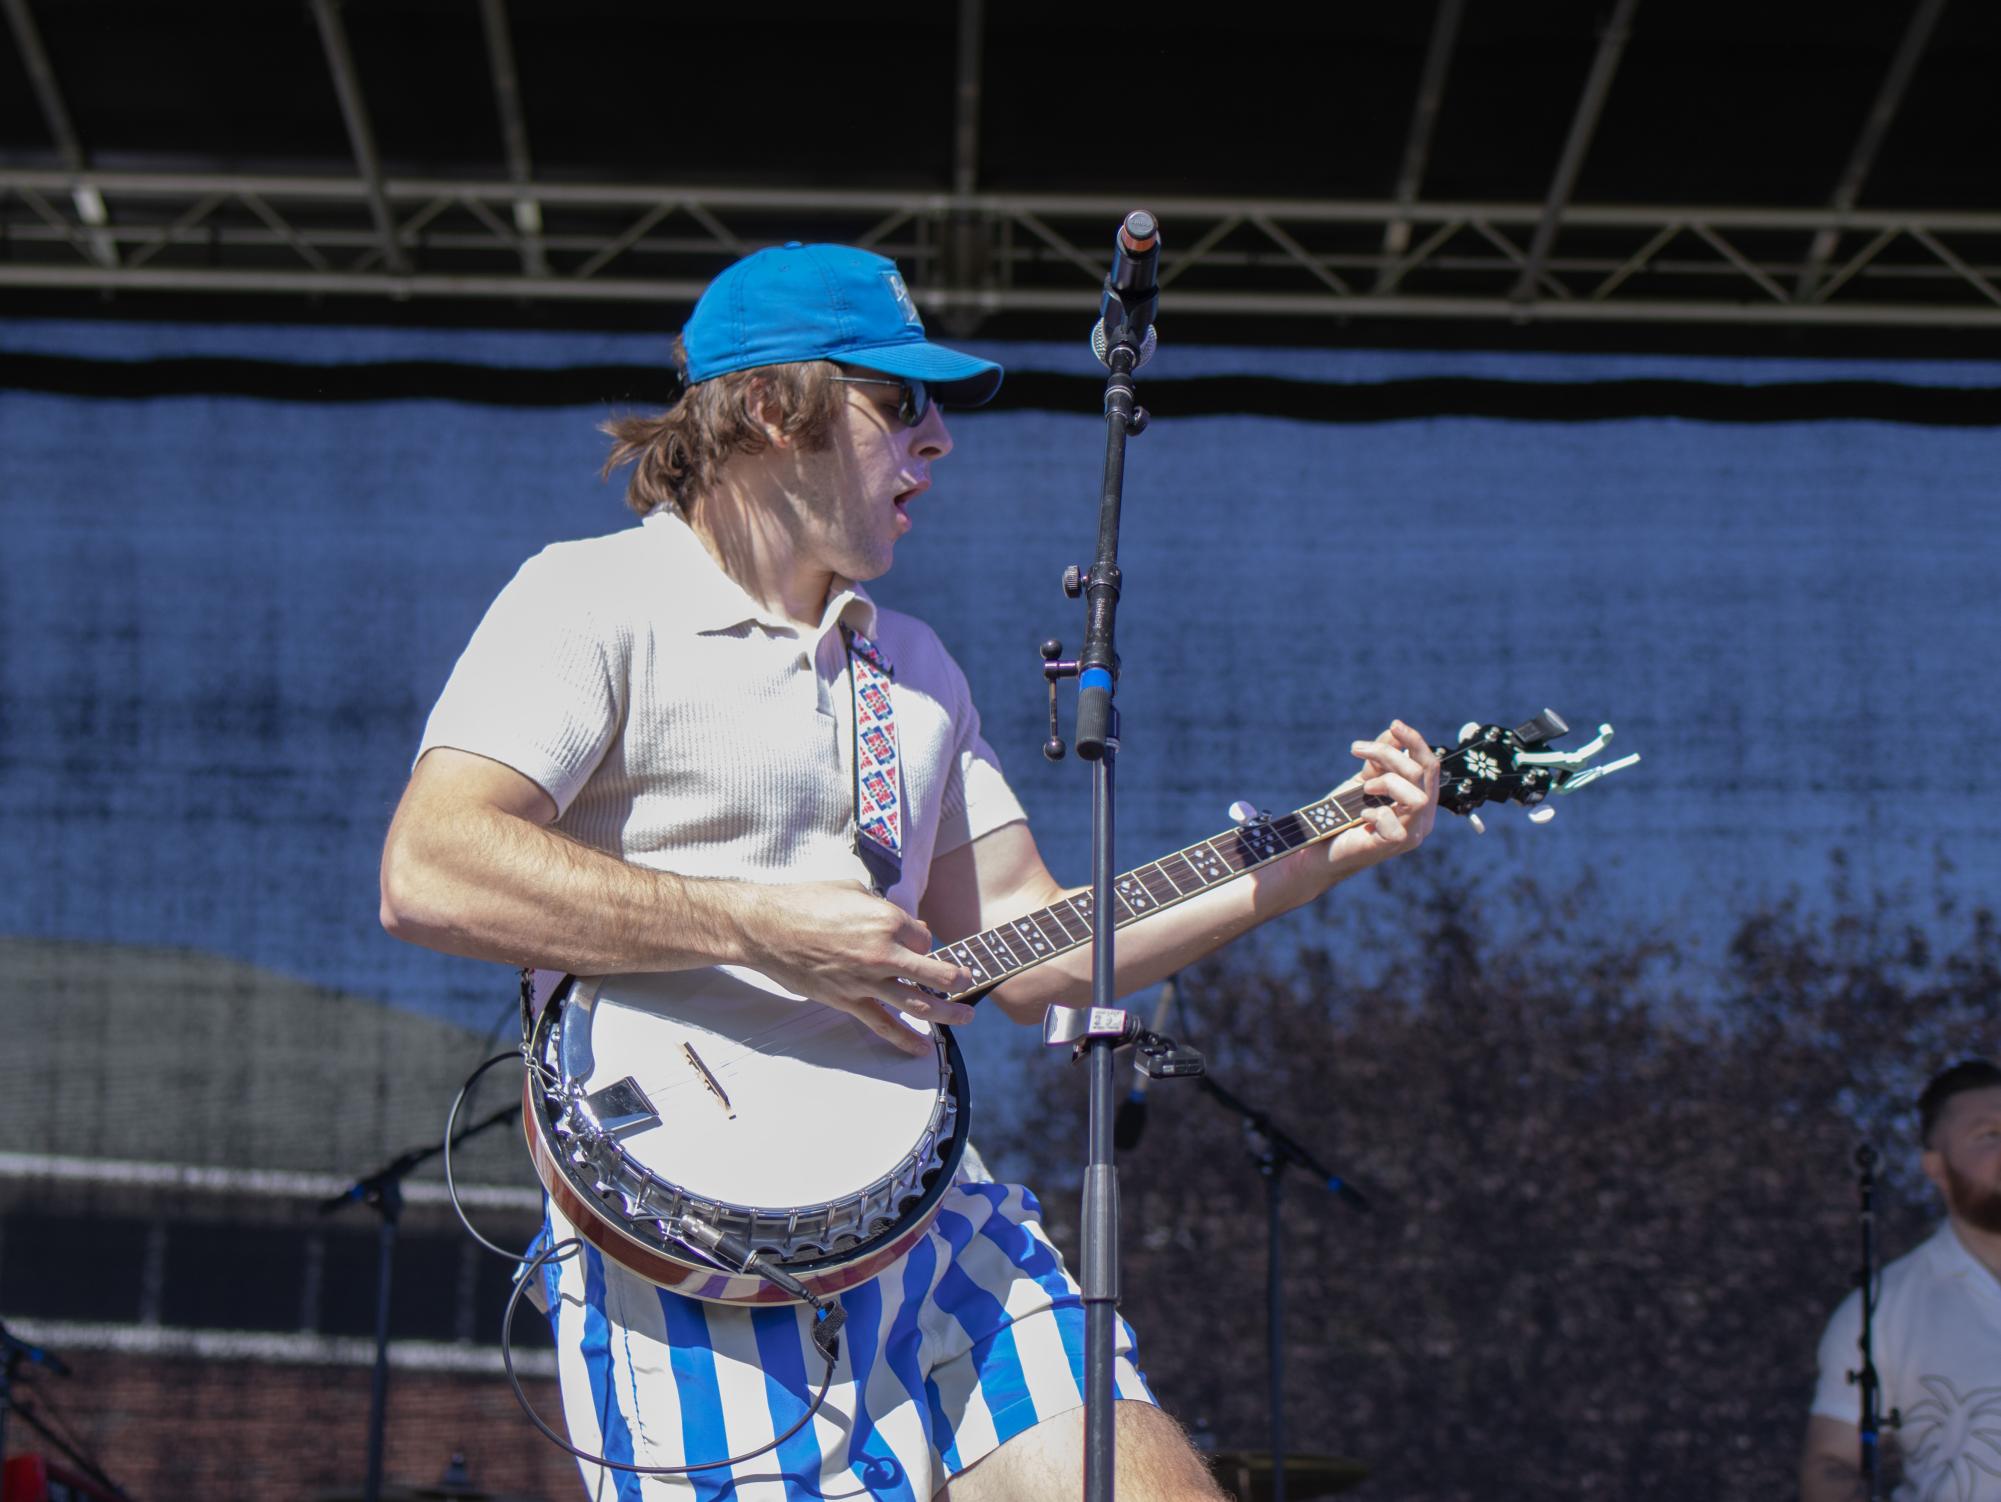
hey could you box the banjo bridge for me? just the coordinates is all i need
[681,1042,737,1120]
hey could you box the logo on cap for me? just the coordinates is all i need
[883,271,922,327]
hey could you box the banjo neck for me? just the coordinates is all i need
[525,712,1632,1305]
[934,783,1384,1005]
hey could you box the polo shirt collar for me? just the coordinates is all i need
[642,507,879,641]
[1936,1219,2001,1291]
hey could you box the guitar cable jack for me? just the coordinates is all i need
[674,1218,848,1362]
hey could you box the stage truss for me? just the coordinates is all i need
[7,172,2000,332]
[3,0,1996,334]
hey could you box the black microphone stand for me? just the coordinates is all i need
[1041,208,1160,1502]
[0,1325,134,1501]
[1196,1075,1371,1502]
[320,1100,519,1502]
[1847,1143,1897,1500]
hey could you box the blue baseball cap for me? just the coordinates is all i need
[680,241,1003,408]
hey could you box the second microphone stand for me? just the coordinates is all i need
[1848,1143,1898,1500]
[320,1100,519,1502]
[1197,1075,1371,1502]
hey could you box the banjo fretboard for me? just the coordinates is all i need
[938,784,1386,1003]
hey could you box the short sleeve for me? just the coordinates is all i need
[418,549,625,816]
[1809,1288,1864,1422]
[931,688,1027,859]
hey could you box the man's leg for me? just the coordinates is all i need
[938,1399,1227,1502]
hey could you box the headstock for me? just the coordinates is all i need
[1436,710,1640,831]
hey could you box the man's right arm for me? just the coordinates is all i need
[378,747,972,1051]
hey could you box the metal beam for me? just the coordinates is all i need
[1378,0,1464,286]
[1511,0,1641,304]
[15,170,2001,235]
[572,201,676,280]
[307,0,409,277]
[477,0,546,277]
[953,0,985,198]
[6,169,1999,331]
[2,0,114,266]
[4,260,1998,327]
[1794,0,1949,301]
[934,0,991,330]
[1908,225,2001,309]
[12,216,1996,290]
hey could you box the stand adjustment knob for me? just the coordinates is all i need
[1063,565,1087,598]
[1042,639,1070,760]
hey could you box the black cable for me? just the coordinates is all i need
[458,1047,847,1474]
[462,994,522,1119]
[445,1051,535,1261]
[501,1236,841,1476]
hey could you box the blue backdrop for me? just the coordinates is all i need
[4,319,1997,1107]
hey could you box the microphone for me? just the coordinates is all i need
[0,1320,72,1378]
[1090,210,1161,370]
[1113,975,1178,1151]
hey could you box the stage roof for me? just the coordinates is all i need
[2,0,1998,355]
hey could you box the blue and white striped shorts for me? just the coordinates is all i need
[535,1175,1155,1500]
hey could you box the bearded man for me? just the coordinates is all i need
[1801,1058,2001,1502]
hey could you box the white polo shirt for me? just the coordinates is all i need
[1811,1220,2001,1499]
[419,508,1027,917]
[422,519,1159,1502]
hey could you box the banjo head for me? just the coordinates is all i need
[571,967,947,1206]
[528,967,968,1299]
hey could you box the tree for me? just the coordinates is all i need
[993,863,1997,1500]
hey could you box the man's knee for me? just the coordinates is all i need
[942,1399,1226,1501]
[1116,1402,1227,1498]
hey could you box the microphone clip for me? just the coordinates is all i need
[1091,209,1162,376]
[1041,1005,1204,1075]
[1133,1030,1205,1080]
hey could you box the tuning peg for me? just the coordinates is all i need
[1520,722,1615,770]
[1528,806,1556,825]
[1556,751,1642,794]
[1468,813,1487,835]
[1228,800,1268,826]
[1457,721,1484,744]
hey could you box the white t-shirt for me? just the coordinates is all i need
[1812,1221,2001,1500]
[420,508,1028,917]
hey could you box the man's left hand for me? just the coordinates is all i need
[1320,719,1441,877]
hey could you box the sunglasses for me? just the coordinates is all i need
[831,373,931,428]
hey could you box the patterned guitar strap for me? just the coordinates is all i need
[843,623,904,897]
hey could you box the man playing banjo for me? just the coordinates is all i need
[379,240,1441,1499]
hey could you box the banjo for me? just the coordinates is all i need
[522,710,1637,1306]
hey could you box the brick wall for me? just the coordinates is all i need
[13,1351,579,1502]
